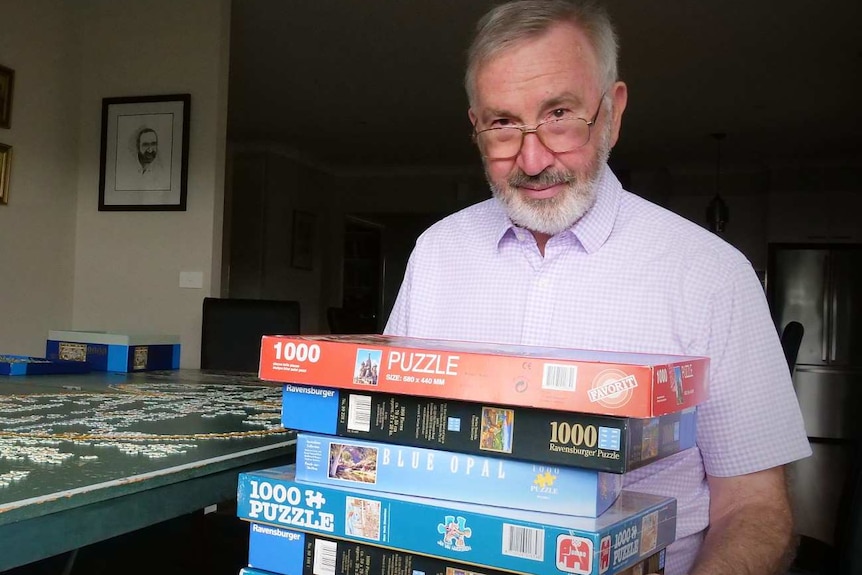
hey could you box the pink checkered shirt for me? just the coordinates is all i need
[384,164,811,575]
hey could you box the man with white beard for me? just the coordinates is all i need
[384,1,811,574]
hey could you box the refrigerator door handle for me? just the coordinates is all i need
[822,255,831,362]
[830,268,839,363]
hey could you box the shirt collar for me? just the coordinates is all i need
[491,163,623,253]
[567,164,622,254]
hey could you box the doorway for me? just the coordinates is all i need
[332,216,384,333]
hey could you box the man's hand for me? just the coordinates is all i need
[689,466,796,575]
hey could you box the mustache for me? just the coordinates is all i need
[507,169,575,189]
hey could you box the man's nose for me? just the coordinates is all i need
[516,132,555,176]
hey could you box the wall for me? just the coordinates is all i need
[224,149,491,332]
[767,164,862,244]
[225,146,334,333]
[0,2,81,354]
[658,167,772,272]
[630,163,862,272]
[0,0,228,366]
[72,0,230,367]
[226,145,861,334]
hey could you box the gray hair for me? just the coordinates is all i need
[465,0,619,107]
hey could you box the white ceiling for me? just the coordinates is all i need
[227,0,862,175]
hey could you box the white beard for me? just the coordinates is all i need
[488,120,612,236]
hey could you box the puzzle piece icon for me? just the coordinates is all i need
[437,515,472,549]
[533,470,557,489]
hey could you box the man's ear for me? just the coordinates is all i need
[608,81,628,148]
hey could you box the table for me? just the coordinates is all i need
[0,369,295,571]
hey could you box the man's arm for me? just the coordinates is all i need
[689,466,797,575]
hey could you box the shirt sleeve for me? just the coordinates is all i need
[383,251,415,336]
[695,261,811,477]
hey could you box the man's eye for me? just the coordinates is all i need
[550,108,571,119]
[490,118,513,127]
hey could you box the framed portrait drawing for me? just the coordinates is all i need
[0,64,13,129]
[98,94,190,211]
[0,143,11,204]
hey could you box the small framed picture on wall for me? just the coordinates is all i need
[0,143,11,204]
[98,94,191,211]
[0,64,14,129]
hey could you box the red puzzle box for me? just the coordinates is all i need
[259,334,708,418]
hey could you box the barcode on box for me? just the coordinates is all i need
[313,538,337,575]
[347,394,371,432]
[542,363,578,391]
[502,523,544,560]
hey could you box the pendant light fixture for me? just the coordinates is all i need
[706,132,729,234]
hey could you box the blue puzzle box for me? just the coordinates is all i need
[244,526,668,575]
[247,523,522,575]
[295,432,622,517]
[45,330,181,372]
[237,464,677,575]
[0,355,92,376]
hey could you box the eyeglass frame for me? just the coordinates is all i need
[471,91,607,160]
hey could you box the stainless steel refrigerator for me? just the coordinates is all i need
[766,243,862,548]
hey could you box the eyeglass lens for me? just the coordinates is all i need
[477,118,590,159]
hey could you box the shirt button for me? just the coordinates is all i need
[538,279,549,288]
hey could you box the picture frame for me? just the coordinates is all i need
[98,94,190,211]
[0,143,11,204]
[290,210,317,270]
[0,64,13,129]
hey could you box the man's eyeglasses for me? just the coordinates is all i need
[472,94,605,160]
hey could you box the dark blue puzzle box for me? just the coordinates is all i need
[0,355,92,376]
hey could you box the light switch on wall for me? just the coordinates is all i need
[179,271,204,289]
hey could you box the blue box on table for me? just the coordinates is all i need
[295,432,622,516]
[245,524,669,575]
[45,330,181,372]
[0,354,92,376]
[237,464,677,575]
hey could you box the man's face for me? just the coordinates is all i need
[138,131,158,165]
[468,23,626,236]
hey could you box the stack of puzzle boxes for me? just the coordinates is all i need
[236,334,709,575]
